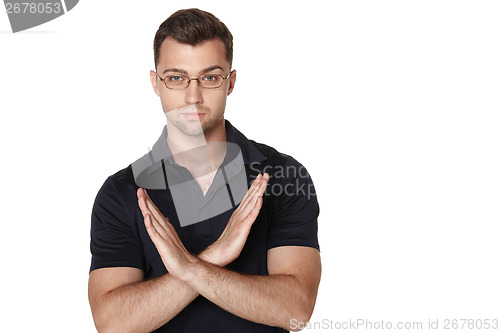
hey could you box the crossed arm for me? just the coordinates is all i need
[88,174,321,333]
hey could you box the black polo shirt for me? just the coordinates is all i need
[89,120,320,333]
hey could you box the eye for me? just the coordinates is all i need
[168,75,185,82]
[202,75,217,81]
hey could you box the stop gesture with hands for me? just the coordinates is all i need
[136,173,270,282]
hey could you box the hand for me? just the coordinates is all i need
[200,173,269,266]
[137,188,198,281]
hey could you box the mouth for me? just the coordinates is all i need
[180,112,206,120]
[175,104,207,120]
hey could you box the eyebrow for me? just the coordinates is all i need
[162,67,188,75]
[162,65,224,75]
[199,65,224,74]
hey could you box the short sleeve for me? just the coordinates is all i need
[89,177,145,273]
[266,157,320,251]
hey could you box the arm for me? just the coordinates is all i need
[88,267,198,333]
[184,246,321,332]
[88,174,269,333]
[142,173,321,331]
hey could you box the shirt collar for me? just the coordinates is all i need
[225,120,266,165]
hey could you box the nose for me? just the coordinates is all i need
[184,79,203,105]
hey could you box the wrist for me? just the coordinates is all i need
[199,244,224,266]
[179,253,203,284]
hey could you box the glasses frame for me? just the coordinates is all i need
[156,72,232,90]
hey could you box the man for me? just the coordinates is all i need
[88,8,321,333]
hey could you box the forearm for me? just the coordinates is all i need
[185,260,310,330]
[94,272,198,333]
[92,248,224,333]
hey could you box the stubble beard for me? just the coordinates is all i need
[171,109,223,137]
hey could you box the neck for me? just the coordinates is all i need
[166,119,227,169]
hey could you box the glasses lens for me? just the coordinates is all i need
[165,75,189,89]
[199,75,223,88]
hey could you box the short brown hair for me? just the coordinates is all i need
[153,8,233,69]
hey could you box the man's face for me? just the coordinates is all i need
[150,37,236,137]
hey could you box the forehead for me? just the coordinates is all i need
[157,37,230,73]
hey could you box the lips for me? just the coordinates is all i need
[181,112,206,119]
[172,104,208,119]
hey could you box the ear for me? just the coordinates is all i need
[150,70,160,96]
[226,69,237,96]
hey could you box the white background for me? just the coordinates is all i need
[1,1,499,332]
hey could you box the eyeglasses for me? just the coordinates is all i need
[156,72,231,90]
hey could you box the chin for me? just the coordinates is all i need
[171,114,223,137]
[179,125,205,137]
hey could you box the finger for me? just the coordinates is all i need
[242,197,263,226]
[238,187,262,220]
[235,197,264,237]
[255,173,269,197]
[238,173,268,218]
[166,226,188,252]
[143,191,171,230]
[146,208,169,239]
[140,190,181,244]
[139,192,188,252]
[144,213,161,241]
[238,174,262,208]
[137,188,151,218]
[139,195,166,234]
[143,190,163,218]
[145,198,170,231]
[138,188,163,227]
[236,174,265,216]
[237,174,263,214]
[160,216,183,244]
[145,214,173,259]
[143,190,168,222]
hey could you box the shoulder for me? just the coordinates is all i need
[249,140,289,165]
[248,139,312,179]
[94,164,139,211]
[101,164,136,193]
[253,141,320,251]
